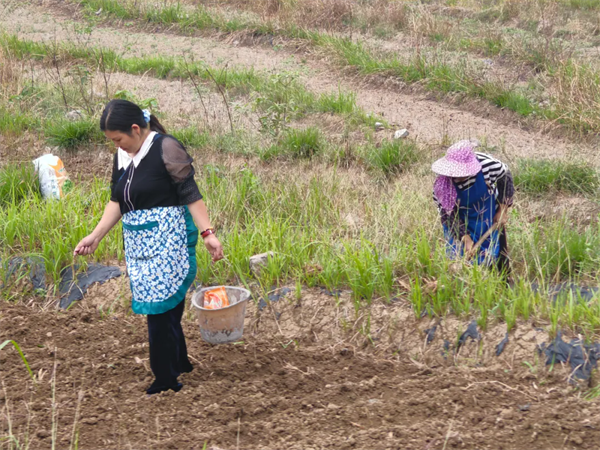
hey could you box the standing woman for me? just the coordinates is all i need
[432,140,514,273]
[74,99,223,394]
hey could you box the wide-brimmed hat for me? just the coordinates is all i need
[431,140,482,177]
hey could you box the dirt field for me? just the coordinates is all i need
[2,296,599,450]
[2,0,600,449]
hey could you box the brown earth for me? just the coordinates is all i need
[2,289,599,450]
[2,2,600,449]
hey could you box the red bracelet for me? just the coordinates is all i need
[201,228,215,238]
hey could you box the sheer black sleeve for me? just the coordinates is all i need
[496,168,514,206]
[160,136,203,205]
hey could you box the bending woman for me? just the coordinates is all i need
[74,99,223,394]
[432,140,514,273]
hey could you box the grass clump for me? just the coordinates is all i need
[563,0,600,10]
[44,118,104,150]
[363,139,421,175]
[0,164,39,206]
[171,127,210,149]
[281,127,323,159]
[514,159,599,195]
[518,219,600,280]
[0,107,40,136]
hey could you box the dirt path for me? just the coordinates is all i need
[2,1,597,163]
[27,64,258,131]
[2,301,598,450]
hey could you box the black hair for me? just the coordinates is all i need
[100,99,166,134]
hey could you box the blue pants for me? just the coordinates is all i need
[147,299,193,389]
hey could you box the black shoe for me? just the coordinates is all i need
[181,362,194,374]
[146,381,183,395]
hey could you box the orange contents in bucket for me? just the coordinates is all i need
[203,287,230,310]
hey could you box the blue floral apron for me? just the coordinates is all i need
[444,171,499,265]
[122,206,198,315]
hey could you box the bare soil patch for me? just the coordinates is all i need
[2,298,598,450]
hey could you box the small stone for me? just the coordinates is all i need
[249,252,274,276]
[374,122,384,130]
[46,332,52,337]
[65,110,83,121]
[519,404,531,412]
[571,435,584,445]
[393,129,409,139]
[327,403,341,410]
[344,213,362,228]
[37,429,50,439]
[82,416,98,425]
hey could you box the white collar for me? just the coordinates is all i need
[117,131,157,170]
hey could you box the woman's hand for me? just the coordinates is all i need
[461,235,475,257]
[73,202,121,257]
[74,234,100,256]
[203,234,224,262]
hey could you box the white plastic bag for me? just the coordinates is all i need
[32,154,72,200]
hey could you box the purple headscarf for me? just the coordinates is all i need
[434,175,457,212]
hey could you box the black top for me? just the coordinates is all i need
[110,134,203,215]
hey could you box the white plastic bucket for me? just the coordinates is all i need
[191,286,251,344]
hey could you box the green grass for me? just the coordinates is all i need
[362,139,421,175]
[1,170,123,285]
[563,0,600,10]
[45,118,105,150]
[584,385,600,401]
[1,155,600,337]
[280,127,323,159]
[514,159,600,195]
[518,219,600,280]
[0,163,39,206]
[0,107,40,136]
[171,127,210,149]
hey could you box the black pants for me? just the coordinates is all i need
[147,300,193,389]
[496,227,511,277]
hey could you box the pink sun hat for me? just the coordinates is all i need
[431,140,482,177]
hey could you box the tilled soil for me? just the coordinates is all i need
[1,300,598,450]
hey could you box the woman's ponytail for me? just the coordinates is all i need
[149,114,166,134]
